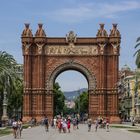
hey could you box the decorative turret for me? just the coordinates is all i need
[21,23,33,37]
[96,24,108,55]
[35,23,46,37]
[34,24,46,45]
[21,23,33,45]
[109,24,121,55]
[34,24,46,54]
[96,24,108,37]
[109,24,120,37]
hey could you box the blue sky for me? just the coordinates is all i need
[0,0,140,91]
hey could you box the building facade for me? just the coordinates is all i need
[119,66,140,122]
[21,23,121,123]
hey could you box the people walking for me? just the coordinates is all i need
[106,118,110,132]
[17,119,23,138]
[67,119,71,133]
[95,118,99,132]
[44,116,49,132]
[62,119,67,133]
[72,118,77,130]
[12,118,18,138]
[76,117,79,129]
[57,118,62,133]
[87,118,92,132]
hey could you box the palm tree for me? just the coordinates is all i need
[0,51,19,118]
[134,37,140,68]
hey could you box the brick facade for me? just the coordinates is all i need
[21,23,121,123]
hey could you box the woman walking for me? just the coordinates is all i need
[17,119,23,138]
[67,119,71,133]
[12,119,18,139]
[87,118,92,132]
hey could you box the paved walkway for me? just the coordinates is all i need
[0,124,140,140]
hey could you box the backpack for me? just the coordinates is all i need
[44,118,48,125]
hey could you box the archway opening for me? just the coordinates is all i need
[53,70,89,120]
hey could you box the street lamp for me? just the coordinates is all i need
[1,88,8,125]
[77,89,80,115]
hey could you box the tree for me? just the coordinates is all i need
[75,91,88,114]
[0,51,23,119]
[134,37,140,68]
[7,78,23,118]
[53,82,65,116]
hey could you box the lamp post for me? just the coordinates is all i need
[1,88,8,125]
[77,89,80,115]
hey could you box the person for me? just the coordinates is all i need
[72,118,77,130]
[106,118,110,132]
[57,118,62,133]
[67,119,71,133]
[12,119,18,138]
[132,118,135,126]
[95,118,99,132]
[87,118,92,132]
[76,117,79,129]
[53,117,57,129]
[62,118,67,133]
[17,119,23,138]
[44,116,49,132]
[51,118,54,128]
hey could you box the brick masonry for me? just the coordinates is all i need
[21,23,121,123]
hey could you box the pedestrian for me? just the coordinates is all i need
[57,118,62,133]
[62,118,67,133]
[44,116,49,132]
[17,118,23,138]
[106,118,110,132]
[76,117,79,129]
[87,118,92,132]
[72,118,77,130]
[67,119,71,133]
[12,118,18,138]
[95,118,99,132]
[53,117,57,129]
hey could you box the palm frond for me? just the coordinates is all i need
[135,52,140,68]
[134,42,140,49]
[133,49,140,56]
[136,37,140,42]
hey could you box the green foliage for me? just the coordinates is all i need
[63,106,75,116]
[7,78,23,118]
[134,37,140,68]
[75,91,88,114]
[0,51,23,119]
[53,82,65,116]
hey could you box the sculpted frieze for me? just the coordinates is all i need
[45,44,98,56]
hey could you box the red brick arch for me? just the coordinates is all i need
[22,23,121,123]
[47,62,96,91]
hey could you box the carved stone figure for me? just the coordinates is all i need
[25,44,31,54]
[37,44,43,54]
[66,31,77,43]
[96,24,108,37]
[112,44,119,54]
[99,44,106,54]
[22,23,33,37]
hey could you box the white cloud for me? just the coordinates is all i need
[44,1,140,23]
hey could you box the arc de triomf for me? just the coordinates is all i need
[21,23,121,123]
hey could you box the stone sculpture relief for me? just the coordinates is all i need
[45,45,98,55]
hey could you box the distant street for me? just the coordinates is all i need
[0,124,140,140]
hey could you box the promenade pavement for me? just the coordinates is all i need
[0,124,140,140]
